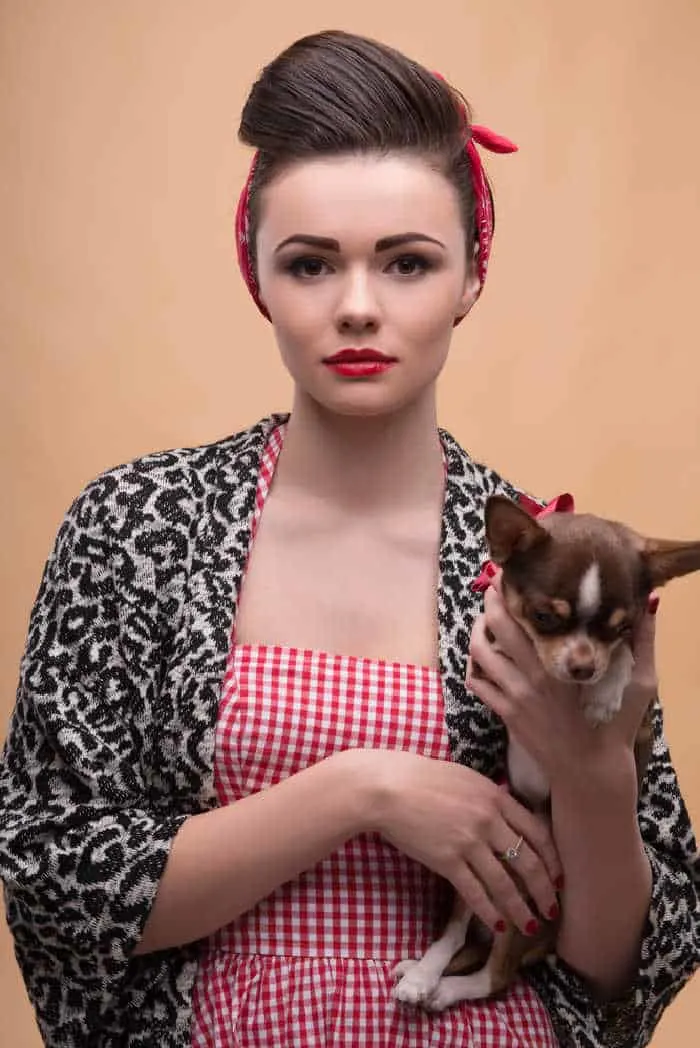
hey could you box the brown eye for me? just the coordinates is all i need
[287,256,329,278]
[389,254,432,277]
[606,609,632,640]
[531,609,564,634]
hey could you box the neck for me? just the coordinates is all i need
[274,389,445,510]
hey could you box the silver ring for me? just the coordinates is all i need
[501,835,524,864]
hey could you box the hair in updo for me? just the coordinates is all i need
[238,29,490,272]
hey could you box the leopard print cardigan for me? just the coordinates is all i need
[1,414,697,1047]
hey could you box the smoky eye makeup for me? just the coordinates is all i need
[287,256,329,277]
[386,253,438,276]
[277,250,440,277]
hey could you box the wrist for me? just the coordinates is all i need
[326,748,389,837]
[550,743,639,809]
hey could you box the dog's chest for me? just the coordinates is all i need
[505,642,635,806]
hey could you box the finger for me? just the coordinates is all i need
[489,568,504,595]
[470,620,531,703]
[467,662,531,745]
[483,588,541,677]
[467,664,511,721]
[631,605,658,683]
[499,795,563,888]
[613,609,658,738]
[449,865,506,934]
[491,829,559,923]
[467,847,540,933]
[467,655,488,682]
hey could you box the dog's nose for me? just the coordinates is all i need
[568,662,595,681]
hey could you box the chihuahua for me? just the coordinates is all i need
[393,493,700,1011]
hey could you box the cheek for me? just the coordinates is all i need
[263,280,329,334]
[393,278,463,333]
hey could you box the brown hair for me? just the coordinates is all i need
[238,30,488,272]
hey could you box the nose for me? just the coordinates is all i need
[567,660,596,682]
[335,268,380,333]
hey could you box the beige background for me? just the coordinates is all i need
[2,1,699,1044]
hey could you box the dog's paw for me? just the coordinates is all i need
[393,965,441,1006]
[423,971,495,1008]
[423,979,458,1012]
[391,959,419,981]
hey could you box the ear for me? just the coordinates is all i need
[455,264,481,322]
[642,537,700,588]
[485,495,549,564]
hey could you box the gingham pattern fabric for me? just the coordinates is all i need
[190,427,558,1047]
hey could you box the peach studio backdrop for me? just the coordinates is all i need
[1,2,699,1044]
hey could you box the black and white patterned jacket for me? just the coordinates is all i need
[1,414,697,1047]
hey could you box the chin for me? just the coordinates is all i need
[313,373,442,419]
[307,387,418,419]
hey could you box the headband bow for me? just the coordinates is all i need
[235,80,517,321]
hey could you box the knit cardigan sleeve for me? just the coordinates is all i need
[0,469,189,1043]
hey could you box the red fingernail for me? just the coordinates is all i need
[525,919,540,936]
[495,919,507,933]
[555,875,565,891]
[548,903,560,920]
[648,594,660,615]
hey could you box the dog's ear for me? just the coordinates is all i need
[485,495,550,565]
[641,537,700,589]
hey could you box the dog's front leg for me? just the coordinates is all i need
[392,897,472,1007]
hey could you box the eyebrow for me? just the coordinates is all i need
[274,232,446,254]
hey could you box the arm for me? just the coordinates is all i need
[135,749,366,953]
[0,477,366,983]
[600,694,700,1041]
[0,479,190,1041]
[548,612,698,1021]
[138,744,563,954]
[549,743,653,998]
[540,695,700,1048]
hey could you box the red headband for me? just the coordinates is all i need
[235,85,517,322]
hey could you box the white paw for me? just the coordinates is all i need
[393,965,441,1006]
[423,980,457,1012]
[391,959,419,981]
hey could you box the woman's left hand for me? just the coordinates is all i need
[466,572,659,785]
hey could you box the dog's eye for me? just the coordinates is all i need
[531,610,564,634]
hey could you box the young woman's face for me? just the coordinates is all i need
[255,153,479,417]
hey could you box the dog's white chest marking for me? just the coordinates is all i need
[581,643,635,724]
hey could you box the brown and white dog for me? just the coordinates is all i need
[393,494,700,1011]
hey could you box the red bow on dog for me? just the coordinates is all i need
[471,493,575,592]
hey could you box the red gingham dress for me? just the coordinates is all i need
[191,425,558,1047]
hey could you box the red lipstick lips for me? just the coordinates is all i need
[323,348,396,378]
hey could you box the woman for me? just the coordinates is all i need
[0,29,697,1048]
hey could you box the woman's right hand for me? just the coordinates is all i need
[344,748,562,936]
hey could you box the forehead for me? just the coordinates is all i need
[528,516,645,604]
[256,154,463,249]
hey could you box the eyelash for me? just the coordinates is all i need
[284,254,435,280]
